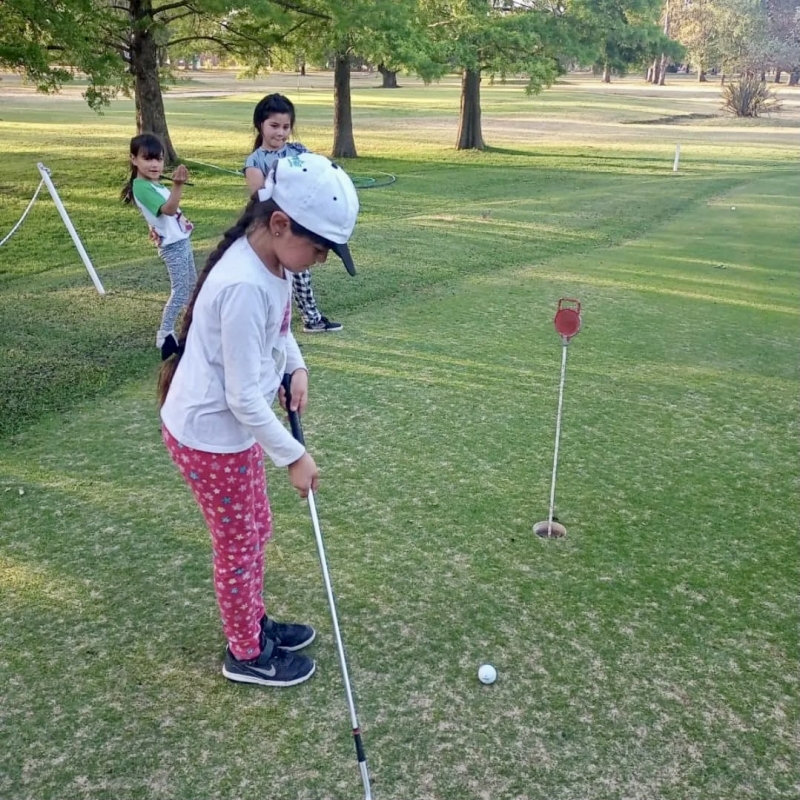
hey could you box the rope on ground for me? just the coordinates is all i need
[0,179,45,248]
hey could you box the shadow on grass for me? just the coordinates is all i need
[0,152,775,439]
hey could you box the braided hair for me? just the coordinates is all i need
[157,193,334,407]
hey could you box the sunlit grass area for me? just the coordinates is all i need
[1,72,798,800]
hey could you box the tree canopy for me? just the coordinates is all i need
[672,0,800,80]
[0,0,121,106]
[2,0,793,158]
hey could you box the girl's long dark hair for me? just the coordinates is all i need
[252,93,297,150]
[157,195,334,407]
[121,133,165,204]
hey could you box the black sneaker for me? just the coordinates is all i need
[222,640,316,687]
[303,316,343,333]
[261,615,316,652]
[160,333,181,360]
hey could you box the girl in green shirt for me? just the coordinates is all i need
[122,133,197,358]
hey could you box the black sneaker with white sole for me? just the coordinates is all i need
[222,639,316,687]
[303,316,343,333]
[261,615,316,652]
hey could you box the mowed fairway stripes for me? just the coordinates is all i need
[2,167,797,799]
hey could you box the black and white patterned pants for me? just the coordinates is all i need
[292,270,322,326]
[157,238,197,346]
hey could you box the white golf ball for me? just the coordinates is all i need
[731,206,736,210]
[478,664,497,685]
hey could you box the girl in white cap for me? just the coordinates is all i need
[158,152,359,687]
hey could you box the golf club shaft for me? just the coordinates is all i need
[281,375,372,799]
[547,341,570,536]
[159,175,195,186]
[306,488,371,798]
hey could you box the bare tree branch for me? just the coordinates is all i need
[151,0,194,17]
[167,34,238,53]
[282,19,311,38]
[269,0,332,21]
[161,9,200,25]
[188,8,287,50]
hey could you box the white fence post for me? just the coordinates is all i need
[36,162,106,296]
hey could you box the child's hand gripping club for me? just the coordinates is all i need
[280,373,319,498]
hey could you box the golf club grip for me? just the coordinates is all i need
[281,373,305,445]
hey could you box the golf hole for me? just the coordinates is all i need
[533,520,567,538]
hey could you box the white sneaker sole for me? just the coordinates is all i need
[222,660,316,687]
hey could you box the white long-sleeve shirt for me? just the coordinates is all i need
[161,236,307,467]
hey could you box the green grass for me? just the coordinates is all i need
[2,75,795,437]
[1,72,799,800]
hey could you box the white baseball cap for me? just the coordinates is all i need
[258,152,360,275]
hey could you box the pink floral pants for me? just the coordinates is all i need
[163,426,272,660]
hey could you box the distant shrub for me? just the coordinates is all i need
[722,74,782,118]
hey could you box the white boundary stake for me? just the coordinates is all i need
[36,162,106,296]
[673,143,681,173]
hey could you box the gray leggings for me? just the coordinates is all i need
[158,238,197,336]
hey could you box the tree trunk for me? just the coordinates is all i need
[698,69,707,82]
[658,54,668,85]
[129,0,177,164]
[650,58,660,84]
[332,53,357,158]
[789,68,800,86]
[377,63,399,88]
[645,66,653,81]
[657,0,670,86]
[774,69,781,83]
[299,59,306,76]
[602,63,611,83]
[456,68,484,150]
